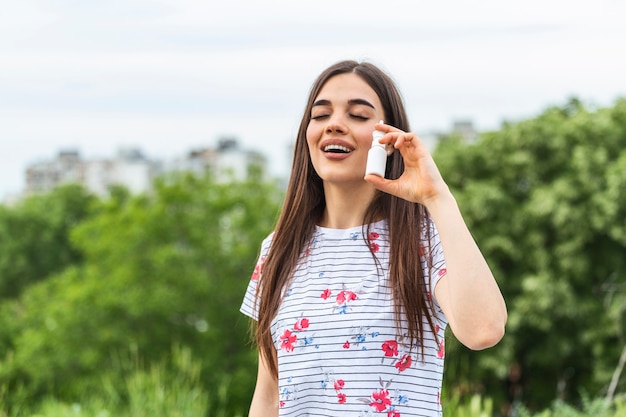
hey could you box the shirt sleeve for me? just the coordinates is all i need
[427,218,447,291]
[239,232,274,321]
[422,217,447,316]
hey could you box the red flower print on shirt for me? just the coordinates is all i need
[388,410,401,417]
[334,378,346,403]
[395,354,412,372]
[321,288,332,300]
[334,379,345,391]
[382,340,399,357]
[437,339,445,359]
[250,256,265,281]
[368,232,381,252]
[343,340,350,349]
[280,329,297,352]
[438,268,447,277]
[370,389,392,412]
[336,290,357,305]
[294,317,310,331]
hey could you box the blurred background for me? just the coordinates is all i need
[0,1,625,416]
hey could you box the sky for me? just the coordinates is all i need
[1,0,625,201]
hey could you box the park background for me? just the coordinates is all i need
[0,97,625,416]
[1,1,625,416]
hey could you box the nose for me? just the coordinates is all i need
[325,114,347,135]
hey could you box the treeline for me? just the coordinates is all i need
[0,97,624,416]
[0,173,283,416]
[438,97,626,412]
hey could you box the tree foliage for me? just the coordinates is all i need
[436,98,626,410]
[0,172,283,414]
[0,184,95,299]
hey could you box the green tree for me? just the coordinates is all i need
[0,172,283,414]
[0,184,95,299]
[436,98,626,410]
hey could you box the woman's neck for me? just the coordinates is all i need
[319,182,377,229]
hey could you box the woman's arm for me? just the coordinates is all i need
[428,191,507,350]
[248,352,279,417]
[365,122,507,350]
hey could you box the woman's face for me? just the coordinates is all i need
[306,73,386,186]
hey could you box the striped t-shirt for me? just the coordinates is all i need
[240,219,448,417]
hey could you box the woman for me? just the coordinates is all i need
[240,60,507,416]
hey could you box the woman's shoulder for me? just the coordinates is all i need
[259,231,275,253]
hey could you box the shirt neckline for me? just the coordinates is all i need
[314,219,386,238]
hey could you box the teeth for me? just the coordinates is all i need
[324,144,351,153]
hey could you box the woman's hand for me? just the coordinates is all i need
[364,122,451,206]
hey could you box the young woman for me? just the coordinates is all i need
[240,60,507,416]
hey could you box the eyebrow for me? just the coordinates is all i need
[312,98,376,109]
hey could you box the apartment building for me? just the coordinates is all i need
[23,138,267,198]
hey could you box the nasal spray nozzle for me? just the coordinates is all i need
[365,120,392,177]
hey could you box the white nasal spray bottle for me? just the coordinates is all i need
[365,120,388,177]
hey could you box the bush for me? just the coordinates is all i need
[0,346,235,417]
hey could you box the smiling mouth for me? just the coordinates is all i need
[323,144,352,153]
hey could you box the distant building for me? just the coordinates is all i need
[25,148,157,198]
[22,138,268,199]
[166,137,268,182]
[419,120,478,150]
[83,148,157,196]
[25,149,85,194]
[451,120,478,143]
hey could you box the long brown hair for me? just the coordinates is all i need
[254,60,437,378]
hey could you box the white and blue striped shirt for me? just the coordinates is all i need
[241,219,448,417]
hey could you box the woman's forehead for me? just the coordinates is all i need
[314,73,380,105]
